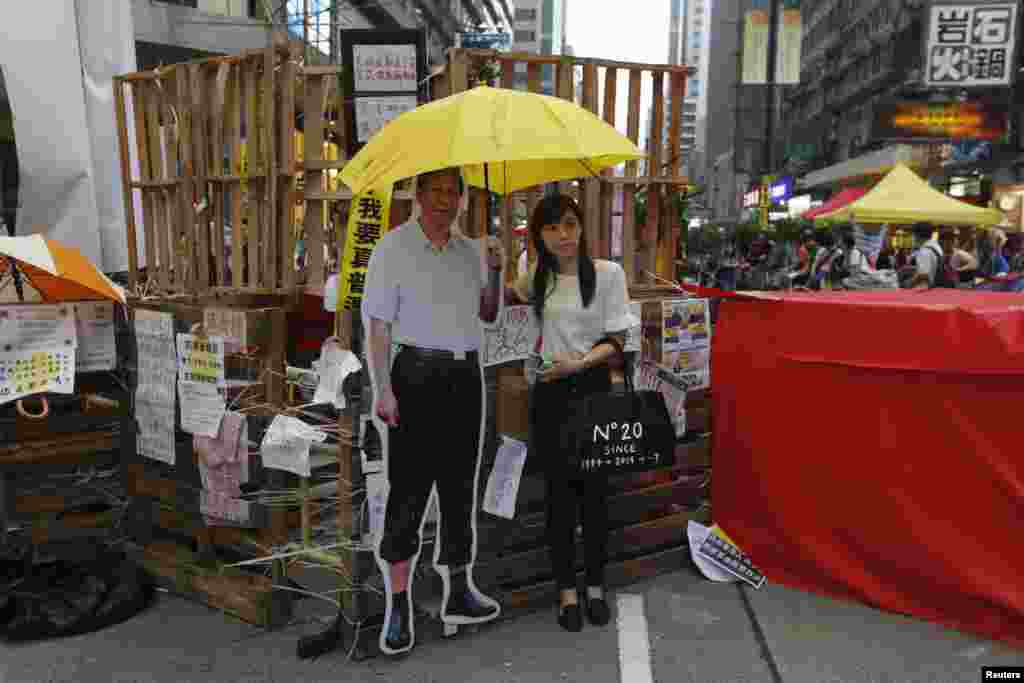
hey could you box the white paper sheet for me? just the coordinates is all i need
[482,436,529,520]
[364,471,388,543]
[313,340,362,410]
[203,308,247,354]
[0,347,76,405]
[135,396,176,465]
[624,301,643,353]
[482,305,540,367]
[0,304,77,351]
[178,381,226,438]
[259,414,328,478]
[134,309,177,464]
[73,301,116,373]
[176,333,226,386]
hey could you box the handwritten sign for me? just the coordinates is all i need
[74,302,117,373]
[482,305,540,367]
[136,396,176,465]
[0,304,76,351]
[176,334,226,386]
[340,187,393,312]
[353,44,417,91]
[482,436,529,519]
[203,308,247,354]
[355,95,418,143]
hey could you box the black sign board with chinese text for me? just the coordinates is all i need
[340,29,427,158]
[923,0,1020,88]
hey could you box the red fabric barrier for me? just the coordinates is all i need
[712,290,1024,645]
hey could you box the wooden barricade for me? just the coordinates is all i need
[434,49,692,288]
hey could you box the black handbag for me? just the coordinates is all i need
[563,337,677,476]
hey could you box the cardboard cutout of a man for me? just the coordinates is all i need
[362,168,504,655]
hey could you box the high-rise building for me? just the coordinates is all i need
[655,0,710,182]
[511,0,569,94]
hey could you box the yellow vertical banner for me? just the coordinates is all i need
[741,2,771,85]
[339,185,393,312]
[775,7,802,85]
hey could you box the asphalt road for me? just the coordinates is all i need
[2,566,1023,683]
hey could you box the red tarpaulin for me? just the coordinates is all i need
[712,290,1024,646]
[801,187,869,220]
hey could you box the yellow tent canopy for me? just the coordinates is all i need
[814,163,1003,227]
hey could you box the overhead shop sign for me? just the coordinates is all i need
[769,177,793,203]
[871,99,1008,142]
[923,1,1019,88]
[457,32,512,50]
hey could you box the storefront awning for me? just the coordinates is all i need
[798,145,928,190]
[801,187,869,220]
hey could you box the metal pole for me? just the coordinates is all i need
[763,0,780,177]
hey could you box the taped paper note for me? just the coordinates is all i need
[313,340,362,409]
[134,309,177,464]
[260,414,327,477]
[178,381,226,438]
[74,302,117,373]
[0,304,77,351]
[176,334,226,386]
[482,436,529,519]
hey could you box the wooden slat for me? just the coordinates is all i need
[145,79,171,291]
[279,59,298,290]
[162,71,182,291]
[303,74,326,288]
[113,80,140,291]
[645,72,665,283]
[189,64,210,291]
[668,72,685,179]
[244,57,262,289]
[261,46,277,290]
[649,72,665,183]
[211,62,231,287]
[130,82,158,290]
[500,58,516,90]
[304,190,415,202]
[580,64,600,257]
[599,67,618,261]
[526,62,541,94]
[228,62,244,288]
[175,68,196,292]
[622,70,642,285]
[460,48,693,75]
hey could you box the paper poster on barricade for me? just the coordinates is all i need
[661,299,711,391]
[482,436,529,520]
[202,308,247,354]
[624,301,643,353]
[178,381,226,438]
[260,414,327,478]
[0,348,76,405]
[695,524,766,589]
[314,339,362,410]
[687,521,737,583]
[482,305,540,367]
[176,334,226,386]
[364,471,389,544]
[0,304,77,351]
[73,302,117,373]
[134,309,177,464]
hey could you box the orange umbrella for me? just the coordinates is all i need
[0,235,125,303]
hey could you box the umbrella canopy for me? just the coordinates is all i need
[340,85,645,196]
[814,164,1004,227]
[801,187,868,220]
[0,235,125,303]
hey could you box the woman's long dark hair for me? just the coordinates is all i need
[528,194,595,324]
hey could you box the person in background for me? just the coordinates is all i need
[511,194,636,633]
[791,230,818,288]
[939,231,978,286]
[1007,233,1024,273]
[907,222,942,289]
[808,231,837,290]
[987,229,1010,277]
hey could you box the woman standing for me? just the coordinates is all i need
[511,194,636,632]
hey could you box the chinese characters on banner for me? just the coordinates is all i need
[353,45,418,92]
[340,187,394,312]
[0,304,77,405]
[355,95,418,143]
[925,2,1019,87]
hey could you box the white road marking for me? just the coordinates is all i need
[616,593,655,683]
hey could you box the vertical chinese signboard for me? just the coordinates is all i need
[923,0,1019,88]
[340,29,427,156]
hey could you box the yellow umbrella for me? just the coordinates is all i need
[0,235,125,303]
[340,85,645,196]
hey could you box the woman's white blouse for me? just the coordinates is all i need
[515,260,638,358]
